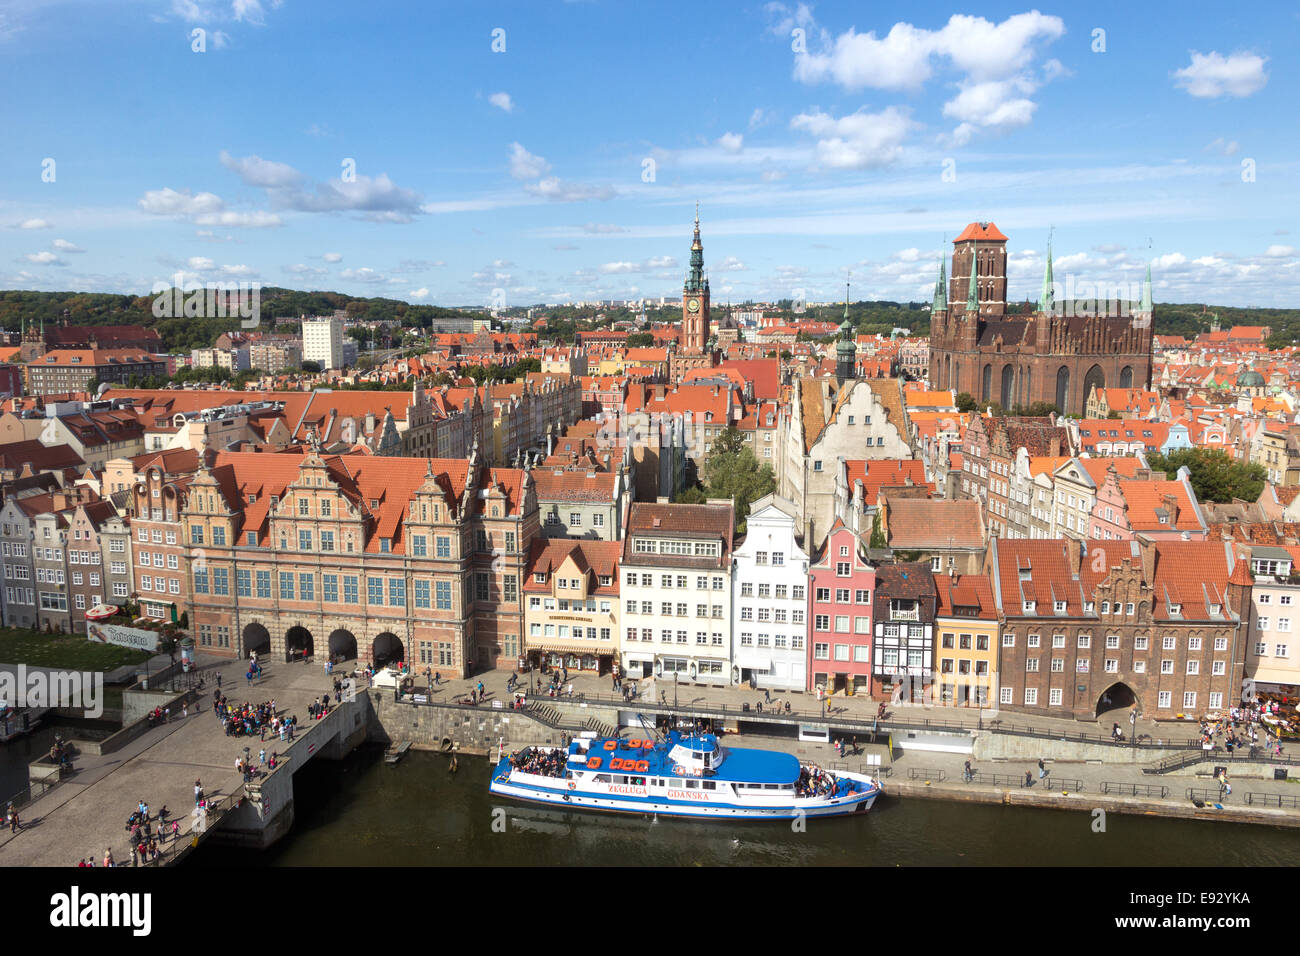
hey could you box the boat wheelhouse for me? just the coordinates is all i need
[489,730,880,821]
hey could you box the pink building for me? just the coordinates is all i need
[1088,464,1208,541]
[807,518,877,696]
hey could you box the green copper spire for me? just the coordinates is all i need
[1140,262,1152,313]
[839,278,854,339]
[1039,239,1055,314]
[933,256,947,312]
[966,240,979,314]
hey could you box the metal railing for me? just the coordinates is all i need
[1186,786,1230,803]
[907,767,947,781]
[115,786,246,867]
[1101,782,1170,798]
[1145,747,1300,775]
[966,771,1028,788]
[1245,792,1300,809]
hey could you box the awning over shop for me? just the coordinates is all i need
[1249,666,1300,689]
[735,654,772,671]
[623,651,655,663]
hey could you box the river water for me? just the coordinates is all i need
[190,746,1300,866]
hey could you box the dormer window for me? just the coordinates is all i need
[380,538,391,553]
[1023,600,1036,614]
[1168,603,1182,615]
[534,573,546,584]
[1209,603,1222,615]
[1054,600,1066,614]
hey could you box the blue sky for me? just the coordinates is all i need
[1,0,1297,308]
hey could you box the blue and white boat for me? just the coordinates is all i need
[489,730,881,821]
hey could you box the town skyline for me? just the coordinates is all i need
[1,1,1297,308]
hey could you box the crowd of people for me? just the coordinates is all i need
[509,746,567,778]
[796,766,838,799]
[1197,696,1294,757]
[214,692,283,739]
[77,799,182,866]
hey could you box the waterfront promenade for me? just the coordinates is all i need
[0,654,338,867]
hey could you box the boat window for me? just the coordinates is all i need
[668,780,682,789]
[594,774,611,783]
[629,776,646,785]
[764,784,779,790]
[685,779,700,789]
[703,781,716,790]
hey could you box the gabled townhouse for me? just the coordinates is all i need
[871,563,938,702]
[522,538,620,674]
[777,376,912,548]
[618,500,734,685]
[933,570,999,708]
[731,494,809,693]
[807,517,876,697]
[531,466,630,542]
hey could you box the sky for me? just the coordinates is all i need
[1,0,1297,309]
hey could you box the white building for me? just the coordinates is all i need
[302,315,344,370]
[731,495,809,693]
[619,500,734,686]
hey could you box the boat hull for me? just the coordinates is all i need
[489,772,880,821]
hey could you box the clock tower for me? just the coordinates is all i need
[680,203,710,353]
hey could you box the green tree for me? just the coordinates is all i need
[869,509,887,549]
[673,485,707,504]
[1145,448,1267,503]
[954,392,978,413]
[625,332,655,348]
[699,426,774,533]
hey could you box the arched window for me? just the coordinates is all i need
[981,364,993,403]
[1000,365,1015,410]
[1055,366,1070,414]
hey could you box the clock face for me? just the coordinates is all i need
[687,298,700,312]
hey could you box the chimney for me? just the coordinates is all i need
[1064,537,1083,576]
[1050,434,1061,456]
[1162,492,1179,525]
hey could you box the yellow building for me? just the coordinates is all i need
[523,538,621,674]
[933,573,1000,708]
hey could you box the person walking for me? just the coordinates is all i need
[1038,758,1047,780]
[104,848,114,868]
[963,759,973,783]
[1023,770,1032,788]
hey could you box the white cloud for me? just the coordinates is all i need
[793,12,1065,144]
[583,223,625,234]
[51,239,84,253]
[1152,252,1188,270]
[525,177,615,202]
[1265,245,1295,258]
[794,21,937,91]
[599,262,638,274]
[409,288,429,300]
[277,173,423,221]
[187,256,215,270]
[1173,51,1268,99]
[16,218,52,230]
[138,187,282,227]
[339,267,385,282]
[212,30,229,49]
[508,142,551,180]
[23,251,61,265]
[717,132,744,153]
[322,252,343,263]
[789,106,912,169]
[284,263,328,276]
[748,108,771,129]
[488,92,514,113]
[232,0,267,25]
[1204,137,1241,156]
[713,256,747,272]
[219,150,303,188]
[220,263,253,276]
[646,256,677,269]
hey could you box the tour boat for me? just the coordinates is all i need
[489,730,881,821]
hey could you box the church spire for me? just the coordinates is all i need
[966,240,979,314]
[933,256,947,312]
[685,201,706,293]
[836,276,856,386]
[1140,261,1152,314]
[1039,236,1055,315]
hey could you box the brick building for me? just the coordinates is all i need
[928,222,1154,416]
